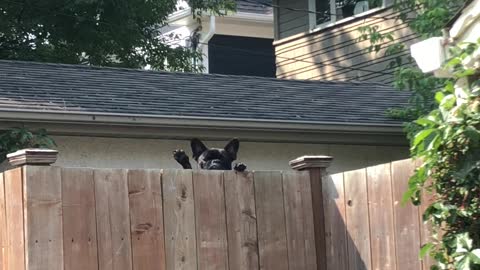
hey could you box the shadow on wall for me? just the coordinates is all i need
[275,7,417,84]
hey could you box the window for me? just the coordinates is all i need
[310,0,386,28]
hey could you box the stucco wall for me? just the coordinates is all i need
[52,136,409,173]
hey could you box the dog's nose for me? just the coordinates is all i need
[206,160,225,170]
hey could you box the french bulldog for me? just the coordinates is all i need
[173,138,247,172]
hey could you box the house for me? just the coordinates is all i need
[0,60,410,172]
[273,0,416,84]
[162,0,275,77]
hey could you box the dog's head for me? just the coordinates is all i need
[191,138,239,170]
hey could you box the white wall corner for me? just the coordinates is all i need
[450,0,480,41]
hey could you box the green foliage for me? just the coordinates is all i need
[0,0,235,72]
[357,0,466,130]
[408,41,480,269]
[0,127,56,163]
[393,0,464,38]
[357,0,480,268]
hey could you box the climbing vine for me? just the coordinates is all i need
[408,40,480,270]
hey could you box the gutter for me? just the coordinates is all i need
[200,15,216,44]
[226,12,273,23]
[199,15,216,72]
[0,109,407,145]
[0,109,403,131]
[168,9,272,25]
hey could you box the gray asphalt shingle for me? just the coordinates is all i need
[0,60,410,125]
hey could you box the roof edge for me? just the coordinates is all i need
[0,109,404,132]
[0,109,408,146]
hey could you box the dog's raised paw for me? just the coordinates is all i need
[234,163,247,172]
[173,149,189,163]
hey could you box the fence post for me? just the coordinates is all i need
[290,155,333,270]
[6,148,58,167]
[2,148,59,270]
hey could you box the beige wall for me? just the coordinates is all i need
[274,8,416,84]
[52,136,409,174]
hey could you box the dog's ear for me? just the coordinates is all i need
[191,138,208,161]
[224,138,239,160]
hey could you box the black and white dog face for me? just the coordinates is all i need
[173,138,246,172]
[191,138,239,170]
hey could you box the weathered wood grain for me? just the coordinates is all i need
[193,170,228,270]
[0,171,7,270]
[419,186,436,269]
[323,173,348,270]
[23,166,63,270]
[224,171,259,270]
[162,169,197,270]
[309,168,327,270]
[62,168,98,270]
[282,170,317,270]
[4,168,24,270]
[391,159,422,270]
[344,169,372,270]
[128,169,166,270]
[255,171,288,270]
[94,169,132,270]
[367,163,397,270]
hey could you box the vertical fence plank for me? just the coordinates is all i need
[128,170,166,270]
[0,172,7,270]
[282,171,317,270]
[95,169,132,270]
[23,166,63,270]
[392,160,422,270]
[344,169,372,270]
[413,158,436,270]
[323,172,348,270]
[309,168,327,270]
[419,187,436,270]
[255,171,288,270]
[224,171,259,270]
[62,168,98,270]
[162,170,197,270]
[4,168,24,270]
[367,163,397,270]
[193,171,228,270]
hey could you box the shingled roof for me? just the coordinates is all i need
[0,60,409,126]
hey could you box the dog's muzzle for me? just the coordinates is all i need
[205,159,227,170]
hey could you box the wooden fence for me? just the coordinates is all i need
[0,158,433,270]
[322,159,434,270]
[0,166,316,270]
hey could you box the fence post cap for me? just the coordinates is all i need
[6,148,58,167]
[289,155,333,170]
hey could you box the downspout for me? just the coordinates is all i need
[198,15,216,73]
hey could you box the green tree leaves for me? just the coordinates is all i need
[0,0,236,71]
[0,127,57,163]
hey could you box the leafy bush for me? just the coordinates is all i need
[408,41,480,270]
[0,127,56,163]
